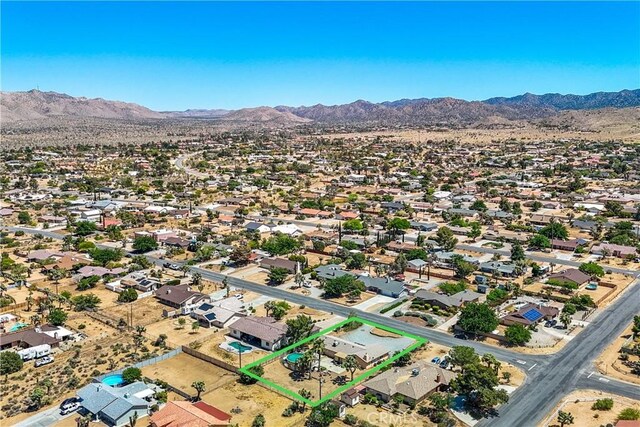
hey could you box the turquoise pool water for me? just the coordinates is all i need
[585,283,598,290]
[286,352,303,363]
[102,374,125,387]
[9,323,29,332]
[229,341,252,353]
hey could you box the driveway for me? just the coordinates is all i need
[13,406,76,427]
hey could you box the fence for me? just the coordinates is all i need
[181,346,239,373]
[134,347,182,369]
[0,301,28,314]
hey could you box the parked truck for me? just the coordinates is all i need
[17,344,51,361]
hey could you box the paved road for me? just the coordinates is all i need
[457,243,640,278]
[7,226,640,427]
[13,406,75,427]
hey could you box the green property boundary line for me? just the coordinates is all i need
[238,316,427,407]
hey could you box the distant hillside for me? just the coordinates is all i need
[2,88,639,126]
[484,89,640,110]
[1,89,165,123]
[219,106,311,124]
[163,108,230,119]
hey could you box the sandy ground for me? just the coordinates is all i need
[594,322,640,385]
[142,353,306,426]
[538,389,640,427]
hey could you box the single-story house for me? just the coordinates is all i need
[149,400,232,427]
[77,381,152,427]
[363,361,455,405]
[357,276,406,298]
[154,284,211,316]
[323,335,390,369]
[591,243,637,259]
[259,257,297,273]
[191,297,247,328]
[227,316,288,351]
[549,268,591,286]
[501,303,559,326]
[0,326,63,350]
[414,289,482,310]
[245,222,271,234]
[550,239,581,252]
[479,261,519,277]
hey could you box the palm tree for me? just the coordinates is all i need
[560,312,573,329]
[191,381,205,401]
[342,355,358,381]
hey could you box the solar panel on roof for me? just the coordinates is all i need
[199,303,214,311]
[204,313,217,320]
[522,308,543,322]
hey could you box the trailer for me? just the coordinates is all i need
[17,344,51,361]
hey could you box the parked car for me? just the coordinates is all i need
[163,262,180,270]
[431,357,441,364]
[234,294,244,300]
[35,356,54,367]
[439,358,450,369]
[454,333,468,340]
[60,398,80,415]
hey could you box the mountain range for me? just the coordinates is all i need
[2,88,639,126]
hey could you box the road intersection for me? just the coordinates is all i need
[6,225,639,427]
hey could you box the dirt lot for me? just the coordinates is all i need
[142,353,306,426]
[594,322,640,385]
[539,389,640,427]
[102,294,166,327]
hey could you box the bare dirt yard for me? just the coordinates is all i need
[538,389,640,427]
[141,353,306,426]
[594,322,640,385]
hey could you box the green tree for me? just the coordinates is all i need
[122,367,142,384]
[47,307,68,326]
[307,402,339,427]
[132,236,158,253]
[262,234,301,255]
[557,411,574,427]
[504,324,532,346]
[229,245,252,266]
[286,314,315,343]
[452,255,476,279]
[0,351,24,375]
[74,221,97,236]
[18,211,32,224]
[579,262,605,278]
[457,303,499,335]
[71,293,101,311]
[239,365,264,385]
[510,242,525,262]
[448,346,479,372]
[529,234,551,250]
[467,223,482,241]
[117,288,138,303]
[470,200,487,212]
[91,248,123,266]
[342,355,358,381]
[268,267,290,285]
[435,227,458,251]
[343,219,363,231]
[191,380,205,401]
[387,217,411,238]
[29,387,47,409]
[251,414,266,427]
[322,275,365,299]
[391,253,408,274]
[539,222,569,240]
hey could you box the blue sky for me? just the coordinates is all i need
[2,1,639,110]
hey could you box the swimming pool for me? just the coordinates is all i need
[102,374,125,387]
[228,341,252,353]
[9,322,29,332]
[286,352,303,363]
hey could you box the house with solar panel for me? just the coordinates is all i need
[191,297,247,328]
[500,303,559,327]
